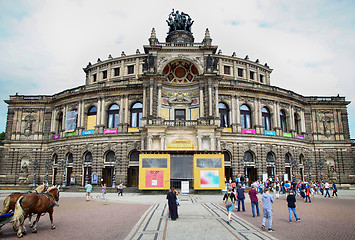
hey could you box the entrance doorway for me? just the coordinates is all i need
[299,168,304,181]
[245,167,257,186]
[225,167,232,182]
[127,167,138,187]
[285,167,291,181]
[102,167,113,187]
[267,167,274,179]
[66,167,73,186]
[83,167,92,186]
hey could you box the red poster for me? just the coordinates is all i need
[145,170,164,188]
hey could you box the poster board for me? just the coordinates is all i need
[181,181,189,194]
[193,154,224,190]
[139,154,170,190]
[65,110,78,132]
[262,173,268,182]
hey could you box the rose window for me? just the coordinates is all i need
[163,60,198,83]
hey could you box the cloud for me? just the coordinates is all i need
[0,0,354,137]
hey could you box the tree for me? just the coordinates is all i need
[0,132,5,140]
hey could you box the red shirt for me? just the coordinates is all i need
[249,188,258,202]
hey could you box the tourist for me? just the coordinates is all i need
[275,181,280,199]
[223,187,236,224]
[236,184,246,212]
[248,185,260,217]
[284,181,291,193]
[261,188,274,232]
[305,184,311,203]
[324,181,331,198]
[167,187,179,221]
[332,181,338,198]
[286,190,300,223]
[320,181,325,195]
[231,181,236,192]
[118,182,123,196]
[85,182,92,201]
[102,183,107,200]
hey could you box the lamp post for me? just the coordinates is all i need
[45,158,51,186]
[32,159,38,187]
[112,156,117,189]
[318,160,324,181]
[291,157,297,182]
[305,158,313,182]
[62,158,67,188]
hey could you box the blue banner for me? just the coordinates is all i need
[82,129,95,135]
[264,130,276,136]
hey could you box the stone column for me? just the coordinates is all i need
[125,95,129,124]
[160,135,165,150]
[120,96,124,124]
[197,135,202,150]
[236,96,241,132]
[63,105,68,133]
[51,109,56,132]
[149,84,153,116]
[199,87,204,117]
[246,64,250,80]
[143,85,147,117]
[215,86,219,118]
[77,102,82,128]
[233,61,237,80]
[231,95,236,125]
[81,101,85,128]
[157,84,162,118]
[101,98,105,126]
[301,110,306,133]
[289,105,294,132]
[96,98,101,126]
[208,82,213,116]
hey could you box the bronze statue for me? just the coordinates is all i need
[167,9,193,33]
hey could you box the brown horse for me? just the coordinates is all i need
[13,186,60,238]
[0,184,47,235]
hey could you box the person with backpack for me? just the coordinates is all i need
[223,187,236,224]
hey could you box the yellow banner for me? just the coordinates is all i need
[86,115,96,130]
[193,154,225,190]
[139,154,170,190]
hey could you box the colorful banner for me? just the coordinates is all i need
[82,129,95,135]
[145,170,164,188]
[222,128,232,133]
[86,115,96,130]
[65,132,75,137]
[52,134,60,140]
[128,127,140,133]
[200,170,220,188]
[242,129,256,134]
[103,128,118,134]
[297,135,304,140]
[283,132,292,138]
[264,130,276,136]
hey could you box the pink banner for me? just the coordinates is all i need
[145,170,164,188]
[103,128,118,134]
[52,134,60,139]
[242,129,256,134]
[297,135,304,140]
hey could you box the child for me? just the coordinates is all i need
[261,188,274,232]
[305,185,311,203]
[286,190,300,223]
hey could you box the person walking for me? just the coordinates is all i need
[223,187,236,224]
[102,183,107,200]
[236,184,246,212]
[332,182,338,198]
[118,182,123,196]
[305,185,311,203]
[85,182,92,201]
[261,188,274,232]
[167,187,178,221]
[320,181,324,195]
[275,182,280,199]
[248,185,260,217]
[286,190,300,223]
[324,181,331,198]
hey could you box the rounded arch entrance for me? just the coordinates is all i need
[127,150,140,187]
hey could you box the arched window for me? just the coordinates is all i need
[262,107,271,130]
[130,150,140,162]
[131,102,142,127]
[107,104,120,128]
[66,153,73,164]
[105,151,116,162]
[240,105,252,129]
[280,110,287,132]
[266,152,275,162]
[53,154,58,165]
[219,103,229,128]
[57,112,63,133]
[285,153,291,163]
[84,152,93,163]
[243,151,254,162]
[294,113,300,134]
[86,106,97,130]
[224,151,231,162]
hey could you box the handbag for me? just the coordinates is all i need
[225,193,233,207]
[176,199,181,206]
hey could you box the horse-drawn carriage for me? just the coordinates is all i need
[0,185,60,238]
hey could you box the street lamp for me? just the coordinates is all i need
[62,158,67,188]
[112,156,117,188]
[291,157,297,182]
[318,160,324,181]
[305,158,313,182]
[32,159,38,187]
[45,158,51,186]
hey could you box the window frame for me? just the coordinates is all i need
[107,104,120,128]
[130,102,142,127]
[240,104,252,129]
[262,107,271,130]
[219,102,229,128]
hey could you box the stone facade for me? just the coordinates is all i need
[0,19,354,187]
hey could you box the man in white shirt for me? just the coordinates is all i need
[324,182,330,198]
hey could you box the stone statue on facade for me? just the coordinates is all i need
[18,162,30,184]
[167,9,194,33]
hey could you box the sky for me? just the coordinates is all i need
[0,0,354,138]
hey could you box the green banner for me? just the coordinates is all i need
[282,132,292,138]
[65,132,76,137]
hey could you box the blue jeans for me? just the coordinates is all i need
[262,209,272,229]
[325,188,330,197]
[237,199,245,211]
[305,195,311,202]
[288,207,299,222]
[251,201,259,217]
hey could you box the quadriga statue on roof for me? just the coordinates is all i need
[167,9,194,33]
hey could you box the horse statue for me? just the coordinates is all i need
[0,184,47,235]
[13,186,60,238]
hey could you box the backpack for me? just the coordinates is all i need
[225,193,233,207]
